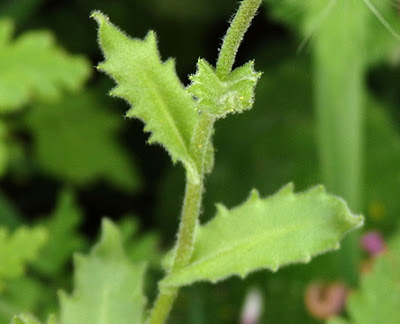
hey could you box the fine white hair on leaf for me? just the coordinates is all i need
[297,0,338,54]
[362,0,400,41]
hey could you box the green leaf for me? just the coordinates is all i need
[0,18,90,112]
[118,216,161,267]
[327,232,400,324]
[0,226,47,290]
[92,11,200,183]
[188,59,261,118]
[25,91,141,191]
[59,219,146,324]
[33,189,86,276]
[162,184,363,287]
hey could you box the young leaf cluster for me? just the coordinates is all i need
[188,59,261,119]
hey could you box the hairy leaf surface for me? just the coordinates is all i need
[327,232,400,324]
[188,59,261,118]
[0,19,90,112]
[92,12,200,182]
[59,219,146,324]
[162,184,363,287]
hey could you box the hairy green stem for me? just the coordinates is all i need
[312,1,367,285]
[146,1,262,323]
[216,0,262,77]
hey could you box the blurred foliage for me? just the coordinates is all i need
[0,225,46,291]
[59,220,146,324]
[24,91,141,191]
[0,0,398,323]
[328,231,400,324]
[0,18,90,112]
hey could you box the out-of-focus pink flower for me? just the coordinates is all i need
[304,281,348,320]
[360,231,386,257]
[240,288,263,324]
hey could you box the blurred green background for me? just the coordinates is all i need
[0,0,399,323]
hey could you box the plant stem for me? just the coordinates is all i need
[216,0,262,77]
[312,1,367,285]
[146,1,262,323]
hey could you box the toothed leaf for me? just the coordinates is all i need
[0,18,90,112]
[327,232,400,324]
[188,58,261,118]
[59,219,146,324]
[92,12,200,182]
[162,184,363,287]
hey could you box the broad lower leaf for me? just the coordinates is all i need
[33,189,86,276]
[92,11,200,183]
[327,232,400,324]
[0,226,47,291]
[0,19,90,112]
[59,219,146,324]
[25,92,140,191]
[188,59,261,118]
[162,184,363,287]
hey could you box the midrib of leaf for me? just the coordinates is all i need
[140,67,191,156]
[185,225,298,271]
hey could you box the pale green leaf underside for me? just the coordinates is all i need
[188,58,261,118]
[327,232,400,324]
[0,19,90,112]
[92,11,200,183]
[162,184,363,287]
[59,219,146,324]
[0,226,47,290]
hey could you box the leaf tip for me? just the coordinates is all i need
[248,189,261,201]
[215,203,229,216]
[279,182,295,195]
[90,10,108,25]
[270,265,279,273]
[303,254,311,263]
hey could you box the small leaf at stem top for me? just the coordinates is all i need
[188,58,261,119]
